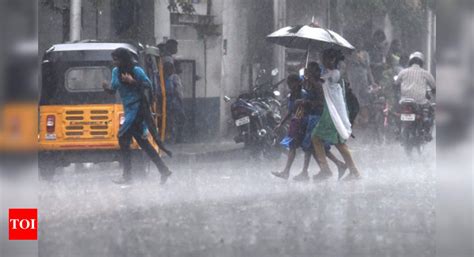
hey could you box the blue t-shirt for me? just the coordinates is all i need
[111,66,151,136]
[304,87,324,116]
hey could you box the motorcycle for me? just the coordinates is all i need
[368,85,398,144]
[395,98,435,155]
[392,75,435,155]
[368,85,388,143]
[224,68,286,159]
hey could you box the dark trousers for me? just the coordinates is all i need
[172,108,186,143]
[118,106,169,179]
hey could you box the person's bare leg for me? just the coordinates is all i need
[302,151,311,174]
[326,150,347,180]
[326,150,343,166]
[360,107,369,127]
[272,148,296,180]
[294,151,311,181]
[335,143,360,179]
[312,136,332,179]
[311,151,322,166]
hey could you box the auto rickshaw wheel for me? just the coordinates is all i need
[39,157,56,180]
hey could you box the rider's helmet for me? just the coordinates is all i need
[408,51,425,67]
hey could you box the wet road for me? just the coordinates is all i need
[39,141,435,257]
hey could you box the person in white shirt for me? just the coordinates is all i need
[395,51,436,141]
[395,52,436,105]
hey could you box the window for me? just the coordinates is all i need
[65,66,111,92]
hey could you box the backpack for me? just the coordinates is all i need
[342,80,360,125]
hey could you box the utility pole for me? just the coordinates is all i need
[70,0,82,41]
[426,8,434,74]
[273,0,286,81]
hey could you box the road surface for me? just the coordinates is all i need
[39,140,435,257]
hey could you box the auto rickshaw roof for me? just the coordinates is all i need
[46,42,138,55]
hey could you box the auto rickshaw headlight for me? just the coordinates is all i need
[46,115,56,133]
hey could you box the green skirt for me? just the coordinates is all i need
[312,102,345,145]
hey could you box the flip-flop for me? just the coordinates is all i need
[313,171,332,181]
[293,173,310,182]
[271,171,289,180]
[342,173,361,181]
[337,164,348,180]
[113,177,132,185]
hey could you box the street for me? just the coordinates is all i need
[39,140,435,257]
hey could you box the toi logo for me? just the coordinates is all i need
[9,209,38,240]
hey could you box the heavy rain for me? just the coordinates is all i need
[0,1,473,257]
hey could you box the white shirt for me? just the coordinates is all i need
[395,64,436,104]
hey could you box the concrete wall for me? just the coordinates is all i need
[161,0,276,139]
[156,0,259,139]
[219,0,252,137]
[39,0,114,54]
[39,0,157,54]
[39,5,64,54]
[154,0,170,43]
[38,0,275,141]
[137,0,157,45]
[155,0,225,141]
[81,0,113,41]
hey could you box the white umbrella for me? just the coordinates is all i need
[267,23,355,66]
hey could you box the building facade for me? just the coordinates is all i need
[38,0,275,142]
[39,0,435,142]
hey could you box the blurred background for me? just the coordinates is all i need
[0,1,39,257]
[0,0,472,257]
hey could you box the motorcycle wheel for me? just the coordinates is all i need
[415,129,425,155]
[262,145,281,160]
[39,158,56,180]
[401,126,414,156]
[262,127,282,160]
[244,139,263,160]
[374,111,385,144]
[416,143,424,155]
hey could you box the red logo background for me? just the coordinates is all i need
[9,208,38,240]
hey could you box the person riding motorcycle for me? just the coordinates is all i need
[394,51,436,141]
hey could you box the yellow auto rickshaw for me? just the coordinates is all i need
[38,41,168,178]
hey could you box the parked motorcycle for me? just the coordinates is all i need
[224,69,286,159]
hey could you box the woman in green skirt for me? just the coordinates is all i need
[312,49,361,180]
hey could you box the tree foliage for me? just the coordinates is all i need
[344,0,432,37]
[168,0,195,14]
[40,0,68,12]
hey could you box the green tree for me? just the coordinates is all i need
[168,0,195,14]
[344,0,433,49]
